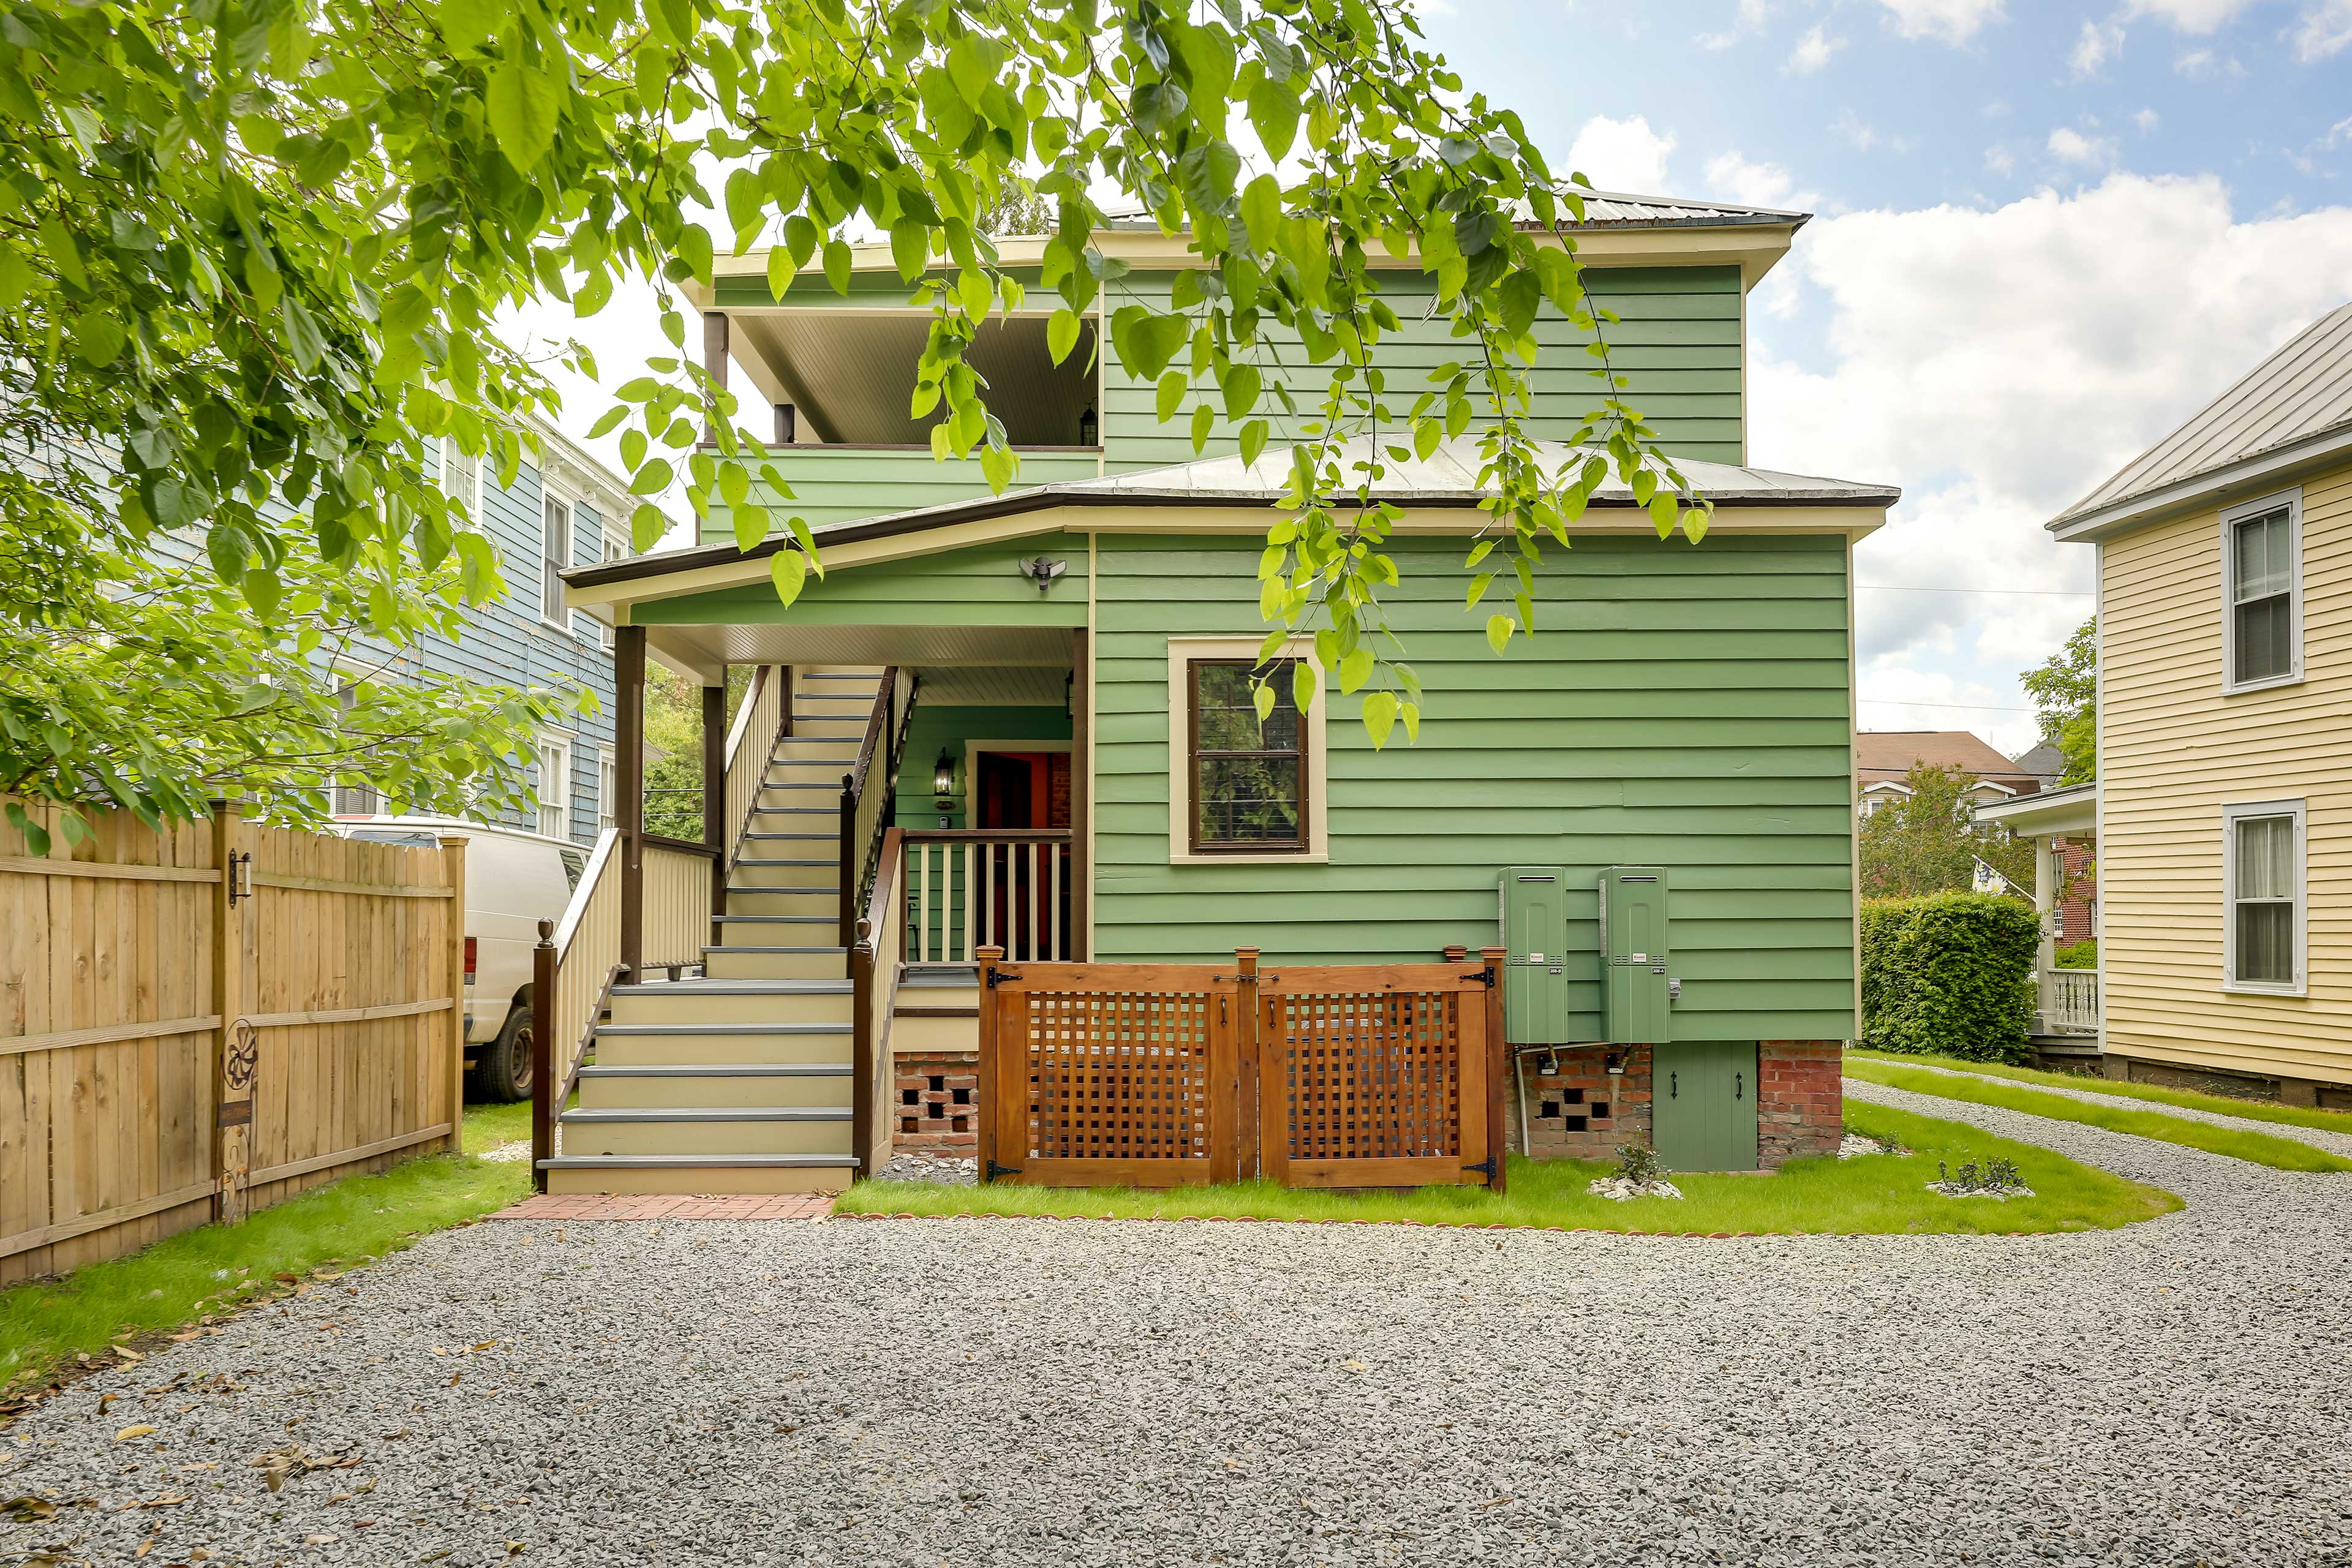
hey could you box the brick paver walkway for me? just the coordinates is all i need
[488,1192,834,1221]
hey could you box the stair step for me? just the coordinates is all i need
[539,1153,858,1196]
[540,1154,859,1166]
[902,965,981,987]
[703,946,846,956]
[581,1064,849,1077]
[558,1106,854,1155]
[562,1106,850,1123]
[713,914,837,925]
[743,832,837,842]
[612,979,852,995]
[595,1022,850,1036]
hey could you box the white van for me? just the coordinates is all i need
[326,815,587,1101]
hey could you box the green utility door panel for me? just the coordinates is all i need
[1600,867,1671,1044]
[1499,867,1573,1044]
[1653,1041,1758,1172]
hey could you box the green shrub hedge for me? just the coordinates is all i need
[1860,893,2039,1063]
[2054,938,2098,970]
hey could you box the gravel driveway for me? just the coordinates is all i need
[5,1085,2349,1568]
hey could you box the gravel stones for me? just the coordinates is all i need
[4,1084,2349,1567]
[1583,1176,1684,1201]
[874,1152,977,1185]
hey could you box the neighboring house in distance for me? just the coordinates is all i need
[2007,742,2097,944]
[2036,300,2352,1109]
[2011,741,2068,791]
[339,420,636,845]
[541,197,1905,1196]
[1855,730,2040,816]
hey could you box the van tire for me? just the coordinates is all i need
[471,1005,535,1104]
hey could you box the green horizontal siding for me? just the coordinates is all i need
[701,447,1102,542]
[1091,531,1853,1042]
[633,537,1087,628]
[1099,265,1744,471]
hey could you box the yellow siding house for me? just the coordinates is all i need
[2045,302,2352,1107]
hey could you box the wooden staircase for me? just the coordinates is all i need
[538,666,884,1194]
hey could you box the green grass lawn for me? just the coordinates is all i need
[837,1102,2178,1236]
[1848,1048,2352,1137]
[1845,1057,2352,1172]
[1,1106,531,1398]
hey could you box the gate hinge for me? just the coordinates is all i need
[984,1159,1019,1182]
[985,966,1020,989]
[1479,964,1499,989]
[1461,1156,1498,1180]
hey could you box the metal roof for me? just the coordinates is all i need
[2054,301,2352,532]
[565,437,1894,592]
[1539,190,1811,230]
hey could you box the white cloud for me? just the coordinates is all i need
[1703,152,1819,213]
[2134,107,2162,134]
[1985,145,2018,174]
[2047,127,2117,167]
[1834,110,1882,151]
[2122,0,2255,30]
[1871,0,2006,44]
[1749,175,2352,716]
[1786,23,1845,72]
[2293,0,2352,59]
[1697,0,1772,49]
[2069,19,2124,76]
[1566,115,1677,192]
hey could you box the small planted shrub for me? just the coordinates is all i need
[1614,1143,1665,1186]
[1587,1143,1682,1201]
[1930,1156,2032,1198]
[1861,893,2039,1063]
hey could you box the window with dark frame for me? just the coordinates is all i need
[1188,658,1306,853]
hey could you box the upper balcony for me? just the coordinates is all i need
[693,283,1102,544]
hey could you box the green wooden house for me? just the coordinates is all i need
[542,194,1891,1195]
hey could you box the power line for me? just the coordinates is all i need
[1856,584,2094,597]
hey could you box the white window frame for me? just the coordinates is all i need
[596,745,619,833]
[1164,635,1327,866]
[540,485,576,635]
[439,437,482,521]
[2222,798,2306,997]
[536,730,575,840]
[2219,488,2302,695]
[328,656,385,816]
[595,530,625,649]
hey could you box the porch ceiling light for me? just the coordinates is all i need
[933,748,956,798]
[1017,556,1068,594]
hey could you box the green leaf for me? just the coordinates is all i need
[889,220,929,282]
[1189,401,1214,453]
[771,548,809,606]
[1362,690,1398,750]
[1219,362,1260,418]
[1485,614,1514,655]
[1109,305,1189,380]
[732,503,766,552]
[1238,174,1281,255]
[1047,307,1082,365]
[766,245,797,301]
[1337,646,1373,694]
[1155,371,1187,423]
[628,458,674,496]
[1246,80,1300,162]
[75,313,125,368]
[1290,660,1317,717]
[1238,418,1268,468]
[1253,682,1276,723]
[485,64,562,171]
[280,293,325,373]
[823,239,853,295]
[1175,140,1242,213]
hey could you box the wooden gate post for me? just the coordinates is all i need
[208,802,251,1224]
[1480,946,1509,1194]
[531,921,557,1194]
[439,836,469,1154]
[1233,948,1261,1182]
[974,944,1005,1183]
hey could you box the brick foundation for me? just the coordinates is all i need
[1505,1041,1842,1169]
[894,1050,979,1153]
[1505,1044,1653,1161]
[1757,1040,1843,1167]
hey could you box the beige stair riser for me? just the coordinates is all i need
[726,889,836,918]
[733,859,837,889]
[568,1119,853,1157]
[546,1166,851,1196]
[900,985,980,1012]
[889,1012,979,1055]
[706,949,849,981]
[578,1072,850,1110]
[607,989,852,1025]
[756,786,839,811]
[767,761,857,787]
[592,1031,851,1066]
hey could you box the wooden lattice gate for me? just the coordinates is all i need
[977,946,1504,1191]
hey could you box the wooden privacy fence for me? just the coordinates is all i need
[975,945,1506,1191]
[1,797,464,1285]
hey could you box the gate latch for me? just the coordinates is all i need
[985,966,1021,988]
[984,1159,1019,1182]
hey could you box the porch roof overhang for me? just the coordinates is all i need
[562,440,1899,657]
[1976,782,2097,839]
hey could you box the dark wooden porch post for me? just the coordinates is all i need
[1069,628,1090,961]
[702,674,728,951]
[617,625,646,981]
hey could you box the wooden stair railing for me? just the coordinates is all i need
[848,824,907,1180]
[839,666,917,949]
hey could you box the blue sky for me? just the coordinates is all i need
[1419,0,2352,750]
